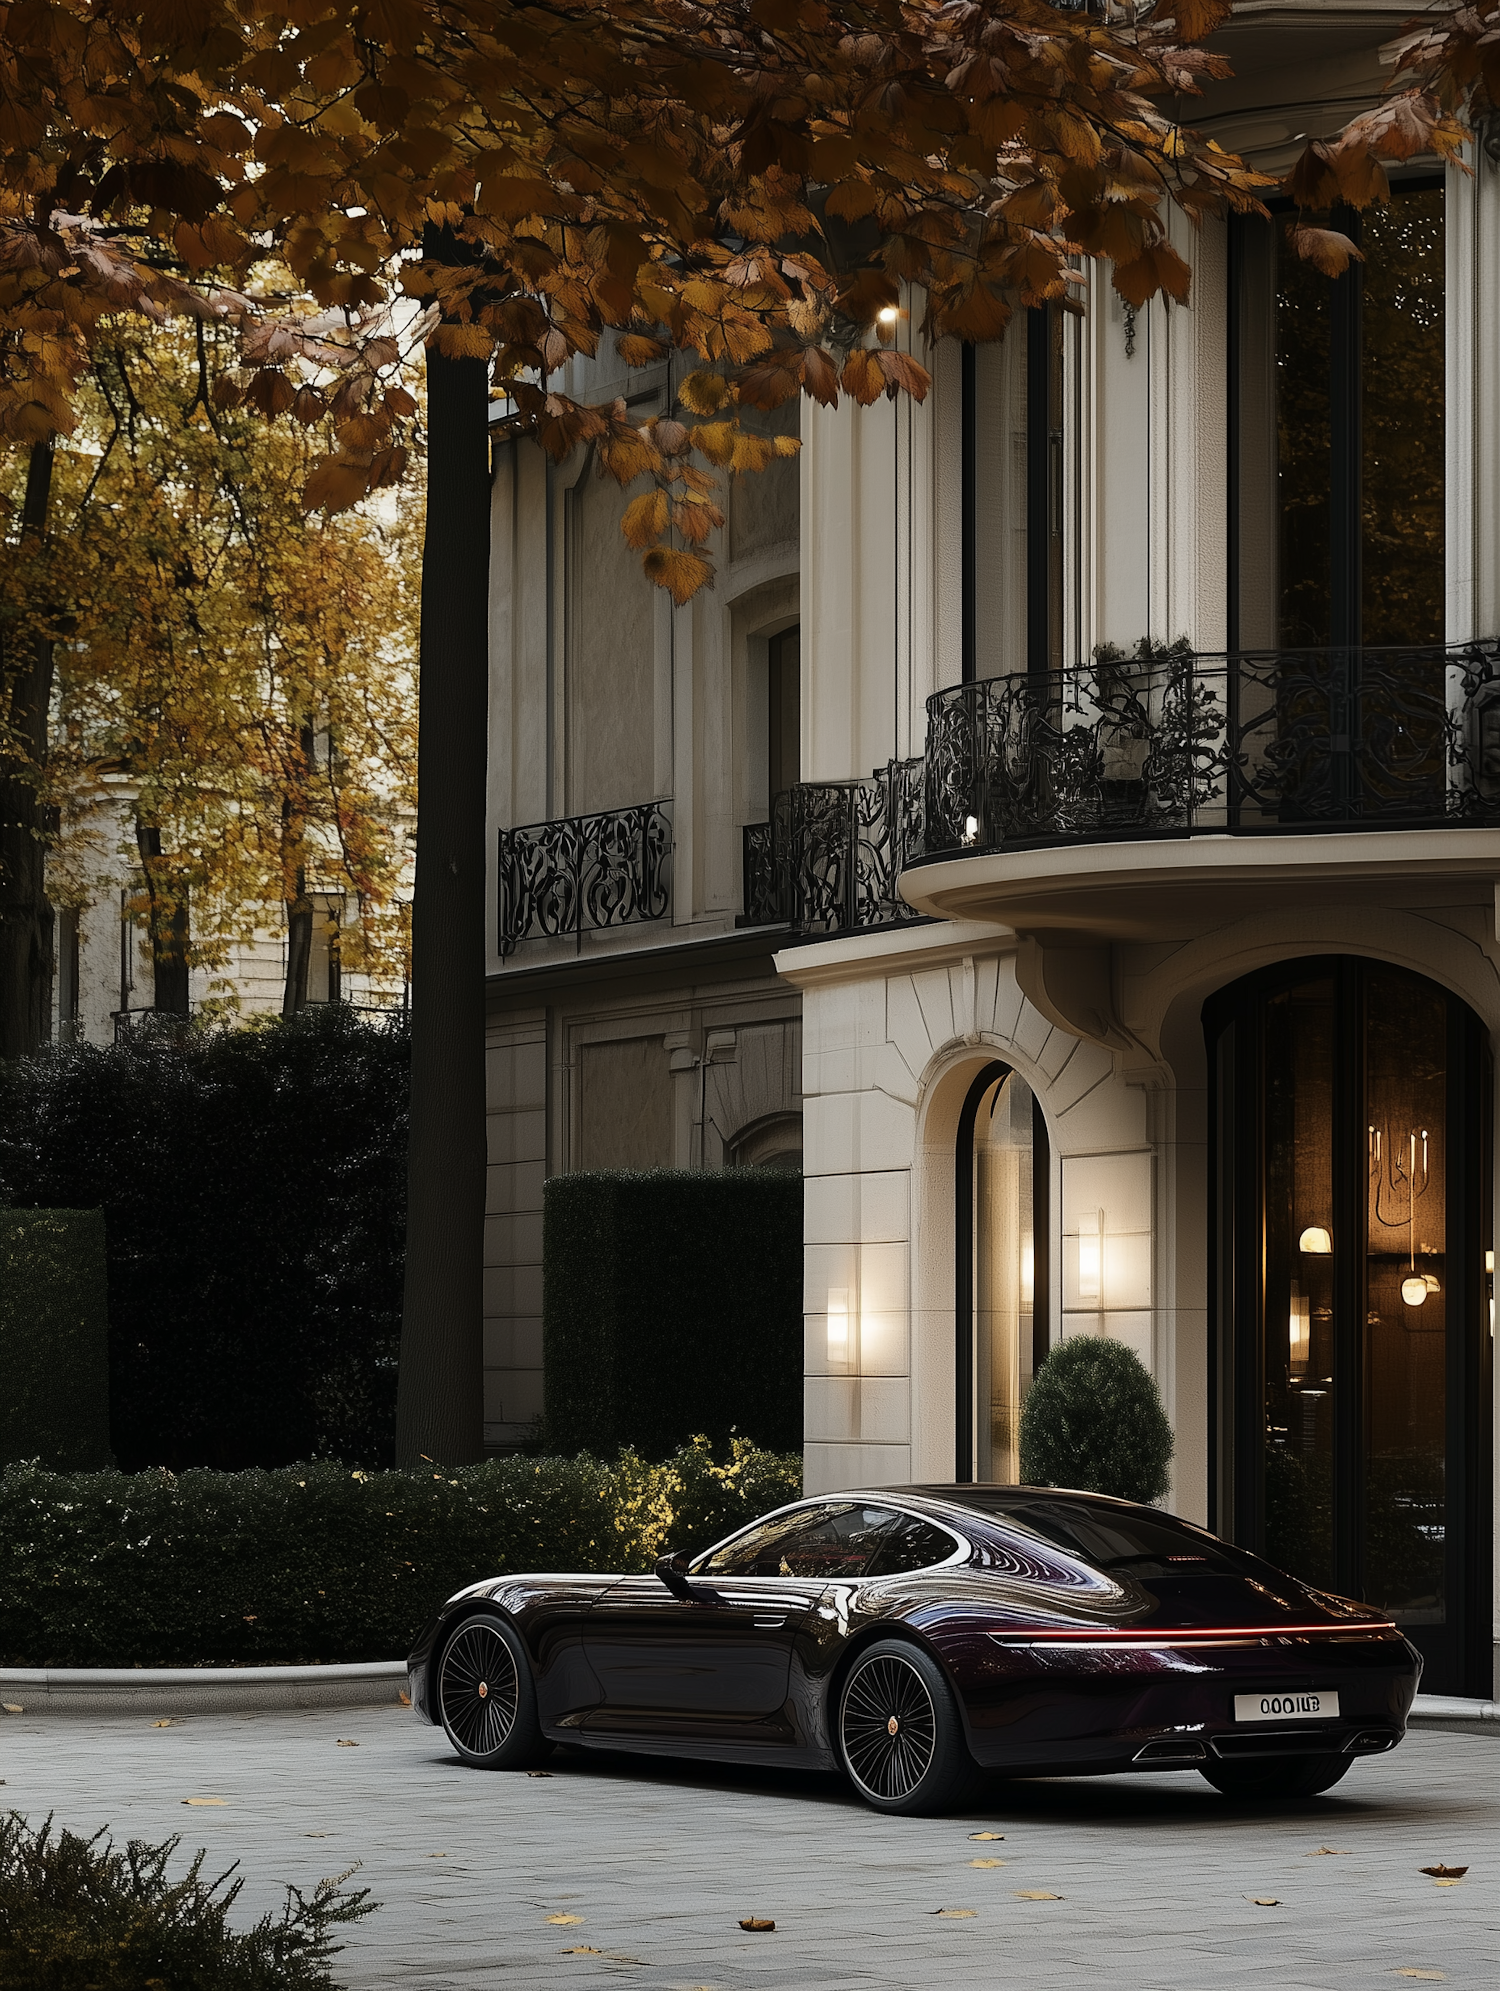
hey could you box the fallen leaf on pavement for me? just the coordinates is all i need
[182,1798,228,1807]
[304,1833,332,1839]
[336,1739,358,1747]
[527,1770,554,1778]
[425,1853,447,1859]
[560,1948,602,1955]
[1419,1866,1467,1879]
[545,1914,583,1925]
[1308,1846,1350,1856]
[398,1691,411,1706]
[1014,1892,1061,1902]
[2,1704,24,1715]
[932,1908,976,1917]
[968,1858,1005,1868]
[1250,1898,1280,1907]
[739,1917,775,1931]
[1394,1973,1446,1981]
[968,1831,1004,1840]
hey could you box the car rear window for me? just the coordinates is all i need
[937,1491,1247,1576]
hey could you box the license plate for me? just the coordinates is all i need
[1234,1689,1340,1722]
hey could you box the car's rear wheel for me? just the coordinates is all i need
[837,1639,977,1815]
[1199,1753,1352,1800]
[437,1611,553,1770]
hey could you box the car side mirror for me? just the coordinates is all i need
[655,1550,695,1599]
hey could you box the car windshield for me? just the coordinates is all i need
[934,1491,1248,1574]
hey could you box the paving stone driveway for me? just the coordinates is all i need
[1,1704,1494,1990]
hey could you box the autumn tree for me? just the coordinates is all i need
[0,0,1483,1460]
[0,313,419,1021]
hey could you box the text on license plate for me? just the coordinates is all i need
[1234,1690,1340,1722]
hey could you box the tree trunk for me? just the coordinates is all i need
[283,869,313,1016]
[0,440,57,1059]
[134,822,191,1014]
[393,286,492,1466]
[282,725,315,1016]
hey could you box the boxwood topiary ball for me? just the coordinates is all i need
[1018,1335,1173,1504]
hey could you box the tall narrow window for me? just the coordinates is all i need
[767,625,800,804]
[1026,305,1064,676]
[957,1063,1051,1481]
[1231,183,1444,650]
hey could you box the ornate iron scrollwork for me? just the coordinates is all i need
[497,801,672,954]
[740,759,926,935]
[923,642,1500,855]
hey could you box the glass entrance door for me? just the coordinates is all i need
[1208,958,1492,1695]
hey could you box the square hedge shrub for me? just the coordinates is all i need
[543,1169,802,1459]
[0,1209,111,1471]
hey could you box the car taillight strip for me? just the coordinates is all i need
[990,1622,1394,1647]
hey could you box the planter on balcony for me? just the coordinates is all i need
[921,642,1500,858]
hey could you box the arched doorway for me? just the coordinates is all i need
[1206,958,1493,1695]
[955,1064,1051,1483]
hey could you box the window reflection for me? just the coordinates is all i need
[1364,967,1447,1624]
[976,1072,1039,1482]
[1257,963,1450,1627]
[1263,977,1336,1590]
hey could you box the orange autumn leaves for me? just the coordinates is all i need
[0,0,1487,598]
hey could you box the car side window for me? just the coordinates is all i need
[770,1505,904,1578]
[696,1508,835,1577]
[863,1513,960,1577]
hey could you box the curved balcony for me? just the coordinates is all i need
[740,761,925,937]
[497,801,672,955]
[904,643,1500,939]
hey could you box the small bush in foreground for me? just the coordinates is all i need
[0,1813,372,1991]
[1019,1336,1174,1505]
[0,1437,801,1667]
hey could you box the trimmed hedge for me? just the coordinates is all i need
[0,1437,801,1667]
[1019,1335,1174,1504]
[0,1209,111,1471]
[0,1006,407,1471]
[544,1169,802,1458]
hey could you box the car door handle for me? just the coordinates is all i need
[753,1615,786,1628]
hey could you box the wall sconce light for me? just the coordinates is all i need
[1289,1280,1310,1374]
[826,1287,850,1366]
[1298,1226,1333,1255]
[1077,1210,1102,1305]
[1020,1240,1035,1308]
[961,814,980,847]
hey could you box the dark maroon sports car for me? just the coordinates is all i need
[406,1486,1421,1813]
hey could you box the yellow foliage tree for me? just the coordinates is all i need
[0,316,419,1017]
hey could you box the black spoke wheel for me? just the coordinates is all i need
[437,1612,551,1770]
[837,1640,978,1815]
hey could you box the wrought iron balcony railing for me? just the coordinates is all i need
[740,760,925,935]
[497,800,672,955]
[921,642,1500,857]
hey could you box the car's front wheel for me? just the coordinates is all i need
[836,1639,978,1815]
[437,1611,553,1770]
[1199,1753,1352,1800]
